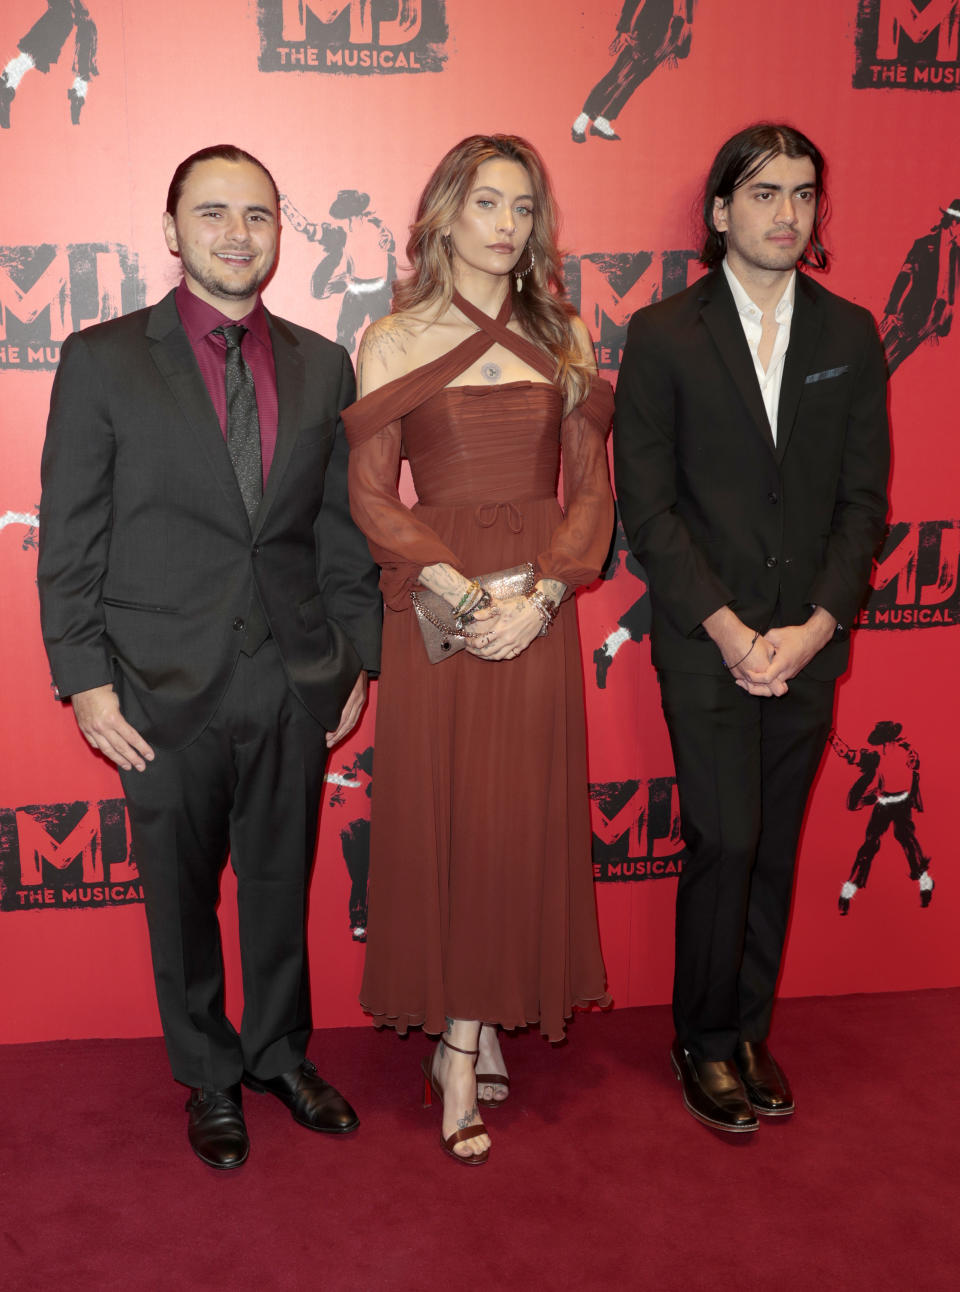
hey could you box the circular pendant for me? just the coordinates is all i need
[481,362,501,383]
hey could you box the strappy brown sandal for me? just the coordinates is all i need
[420,1038,490,1166]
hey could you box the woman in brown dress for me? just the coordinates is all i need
[343,135,613,1164]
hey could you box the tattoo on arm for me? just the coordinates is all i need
[356,317,411,398]
[537,578,566,606]
[419,563,472,607]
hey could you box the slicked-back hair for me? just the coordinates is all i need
[700,123,829,271]
[166,145,279,217]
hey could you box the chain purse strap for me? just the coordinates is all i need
[410,590,486,640]
[410,562,537,663]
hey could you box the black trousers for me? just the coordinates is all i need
[658,669,835,1061]
[120,639,328,1089]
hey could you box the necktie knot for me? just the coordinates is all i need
[214,324,247,350]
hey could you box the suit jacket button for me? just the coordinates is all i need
[251,544,260,556]
[766,556,778,569]
[233,617,244,631]
[767,491,779,504]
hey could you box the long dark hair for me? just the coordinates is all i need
[700,123,829,271]
[166,145,279,217]
[393,134,591,410]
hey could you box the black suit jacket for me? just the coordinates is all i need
[613,268,889,680]
[38,288,381,747]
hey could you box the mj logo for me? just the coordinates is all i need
[853,0,960,89]
[857,519,960,627]
[0,243,146,370]
[563,250,699,372]
[590,777,685,882]
[0,800,143,911]
[258,0,449,74]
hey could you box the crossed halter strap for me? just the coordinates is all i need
[343,291,557,444]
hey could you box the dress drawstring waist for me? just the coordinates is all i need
[476,500,525,533]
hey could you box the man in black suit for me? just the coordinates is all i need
[38,145,381,1168]
[614,124,889,1132]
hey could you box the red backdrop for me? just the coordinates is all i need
[2,0,957,1044]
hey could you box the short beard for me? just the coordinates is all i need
[179,249,270,303]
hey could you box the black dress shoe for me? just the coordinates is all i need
[243,1059,359,1133]
[186,1085,249,1169]
[670,1039,759,1133]
[589,124,621,141]
[734,1040,795,1116]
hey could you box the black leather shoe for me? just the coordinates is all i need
[670,1039,759,1133]
[186,1085,249,1169]
[920,876,934,908]
[243,1059,359,1133]
[734,1040,795,1116]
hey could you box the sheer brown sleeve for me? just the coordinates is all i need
[344,404,464,612]
[536,377,615,594]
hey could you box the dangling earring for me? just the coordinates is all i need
[515,246,534,293]
[441,232,453,257]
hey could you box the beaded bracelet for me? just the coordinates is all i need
[460,589,492,624]
[527,588,558,634]
[452,579,481,617]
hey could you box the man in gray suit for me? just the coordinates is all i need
[614,123,889,1134]
[38,145,381,1169]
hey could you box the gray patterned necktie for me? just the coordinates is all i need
[214,324,262,523]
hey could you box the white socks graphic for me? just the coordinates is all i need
[3,51,36,89]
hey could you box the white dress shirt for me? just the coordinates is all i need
[722,259,796,444]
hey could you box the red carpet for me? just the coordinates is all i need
[2,990,956,1291]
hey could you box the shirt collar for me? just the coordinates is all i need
[722,258,795,324]
[174,278,272,350]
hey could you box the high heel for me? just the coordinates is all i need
[420,1039,490,1166]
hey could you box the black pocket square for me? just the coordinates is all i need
[805,365,849,384]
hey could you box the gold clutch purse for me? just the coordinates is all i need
[410,563,536,663]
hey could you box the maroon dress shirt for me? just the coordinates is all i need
[174,279,280,485]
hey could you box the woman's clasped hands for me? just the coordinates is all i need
[466,594,545,661]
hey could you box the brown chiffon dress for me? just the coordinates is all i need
[342,292,613,1040]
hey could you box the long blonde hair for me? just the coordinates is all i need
[393,134,592,410]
